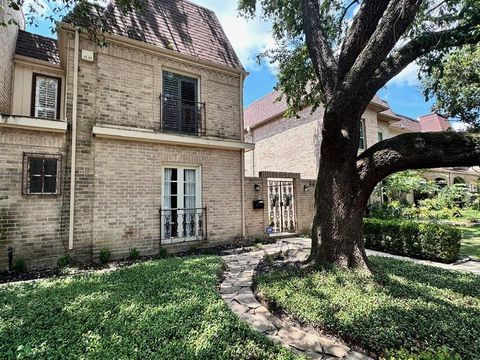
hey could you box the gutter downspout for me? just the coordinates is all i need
[68,28,79,250]
[239,73,246,238]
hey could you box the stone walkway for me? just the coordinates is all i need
[220,237,480,360]
[220,239,371,360]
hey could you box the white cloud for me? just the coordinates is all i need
[194,1,275,71]
[388,62,421,87]
[451,121,469,131]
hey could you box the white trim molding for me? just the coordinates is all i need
[0,114,68,133]
[92,125,255,151]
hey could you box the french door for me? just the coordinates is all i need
[162,166,204,243]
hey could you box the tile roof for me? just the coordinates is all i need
[390,114,422,132]
[72,0,243,70]
[15,30,60,65]
[244,90,287,128]
[418,113,452,132]
[244,91,393,129]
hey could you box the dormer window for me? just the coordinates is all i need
[31,73,61,120]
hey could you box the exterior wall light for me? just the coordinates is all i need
[304,184,309,192]
[254,184,261,192]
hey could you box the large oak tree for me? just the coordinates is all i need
[239,0,480,270]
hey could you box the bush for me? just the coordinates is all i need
[384,347,461,360]
[158,247,168,259]
[13,258,26,273]
[364,218,461,263]
[128,248,140,260]
[99,248,111,265]
[58,254,72,268]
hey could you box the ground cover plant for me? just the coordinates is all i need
[0,256,299,360]
[460,226,480,258]
[255,256,480,359]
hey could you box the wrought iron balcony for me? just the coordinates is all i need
[160,95,206,136]
[160,207,207,243]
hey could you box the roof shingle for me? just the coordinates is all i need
[244,91,394,129]
[418,113,452,132]
[390,114,422,132]
[74,0,243,70]
[15,30,60,65]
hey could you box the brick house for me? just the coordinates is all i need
[244,90,479,199]
[0,0,254,270]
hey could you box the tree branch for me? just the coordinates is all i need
[357,132,480,194]
[301,0,338,100]
[341,0,423,98]
[368,23,480,91]
[337,0,391,82]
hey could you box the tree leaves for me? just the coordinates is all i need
[421,45,480,129]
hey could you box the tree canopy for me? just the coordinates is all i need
[421,44,480,129]
[239,0,480,121]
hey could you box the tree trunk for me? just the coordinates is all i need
[308,110,371,271]
[308,109,480,271]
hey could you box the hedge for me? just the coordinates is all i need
[364,218,461,263]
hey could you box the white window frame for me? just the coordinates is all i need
[377,127,384,142]
[359,118,366,150]
[161,164,202,244]
[32,73,61,120]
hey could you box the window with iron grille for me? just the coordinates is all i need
[31,73,61,120]
[22,153,61,196]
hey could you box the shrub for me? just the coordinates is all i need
[128,248,140,260]
[13,258,26,273]
[158,247,168,259]
[99,248,111,265]
[364,218,461,263]
[58,254,72,268]
[384,347,461,360]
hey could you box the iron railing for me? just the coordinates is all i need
[160,207,207,243]
[160,95,206,136]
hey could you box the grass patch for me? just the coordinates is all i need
[0,256,299,360]
[255,256,480,359]
[460,226,480,258]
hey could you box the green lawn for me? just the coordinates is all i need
[460,226,480,258]
[0,256,298,360]
[255,256,480,359]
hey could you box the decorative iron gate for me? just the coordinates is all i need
[267,180,296,233]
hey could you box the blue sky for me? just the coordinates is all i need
[24,0,434,120]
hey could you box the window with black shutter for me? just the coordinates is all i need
[162,71,199,134]
[31,74,61,120]
[22,153,61,196]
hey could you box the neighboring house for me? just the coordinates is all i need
[0,0,254,269]
[244,90,479,193]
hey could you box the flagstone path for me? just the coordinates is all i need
[219,237,480,359]
[220,238,371,360]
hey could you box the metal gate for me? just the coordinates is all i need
[267,180,296,233]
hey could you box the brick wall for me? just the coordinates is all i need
[91,41,242,139]
[93,138,243,259]
[294,178,316,234]
[244,177,268,238]
[0,30,246,269]
[0,2,23,114]
[66,34,245,261]
[0,128,68,270]
[245,107,323,178]
[244,173,316,238]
